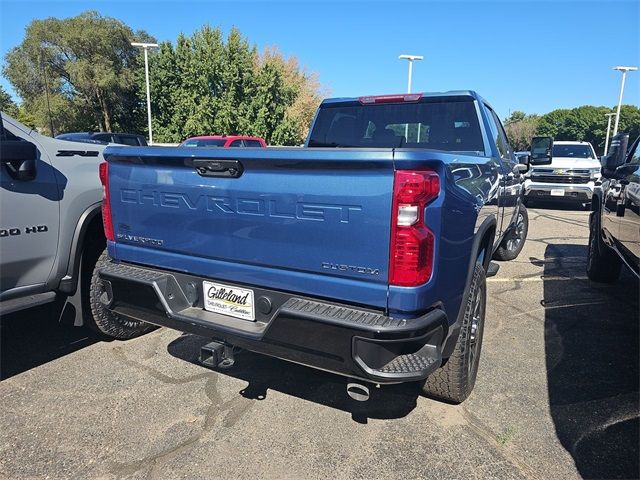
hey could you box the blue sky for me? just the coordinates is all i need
[0,0,638,120]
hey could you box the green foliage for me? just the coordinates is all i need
[16,106,37,129]
[504,112,540,151]
[3,13,322,143]
[2,11,154,135]
[505,105,640,155]
[149,26,322,145]
[537,105,640,155]
[0,85,18,116]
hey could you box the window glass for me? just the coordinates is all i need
[244,139,263,147]
[551,144,595,159]
[92,134,113,143]
[485,107,508,158]
[308,99,484,154]
[628,139,640,165]
[116,135,140,146]
[181,139,226,147]
[229,140,243,147]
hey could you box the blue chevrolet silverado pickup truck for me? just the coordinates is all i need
[90,91,529,403]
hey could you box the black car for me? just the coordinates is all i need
[587,133,640,282]
[56,132,147,146]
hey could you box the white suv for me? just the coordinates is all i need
[524,140,601,207]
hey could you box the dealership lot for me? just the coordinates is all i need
[1,206,638,480]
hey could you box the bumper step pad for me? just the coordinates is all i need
[99,260,447,383]
[378,352,438,374]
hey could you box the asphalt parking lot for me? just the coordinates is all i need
[1,205,638,480]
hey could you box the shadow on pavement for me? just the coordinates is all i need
[0,304,98,380]
[526,199,589,211]
[543,243,639,479]
[167,333,420,423]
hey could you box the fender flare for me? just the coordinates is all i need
[57,202,103,294]
[441,215,497,359]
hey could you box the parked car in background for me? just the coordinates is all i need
[56,132,148,146]
[587,133,640,282]
[0,112,108,327]
[524,140,601,208]
[91,90,530,404]
[179,135,267,148]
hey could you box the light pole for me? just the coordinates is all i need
[604,112,616,156]
[399,54,423,140]
[612,66,637,136]
[131,42,159,145]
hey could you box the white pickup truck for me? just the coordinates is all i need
[524,140,601,208]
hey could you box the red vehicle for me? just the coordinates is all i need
[179,135,267,148]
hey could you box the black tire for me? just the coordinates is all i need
[493,205,529,261]
[586,211,622,283]
[421,264,486,404]
[84,249,156,339]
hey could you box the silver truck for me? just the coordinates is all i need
[524,140,601,208]
[0,112,109,326]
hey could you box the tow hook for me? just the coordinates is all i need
[200,341,236,369]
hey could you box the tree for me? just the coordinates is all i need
[504,111,539,151]
[3,11,154,134]
[537,105,640,155]
[148,26,324,145]
[260,47,326,143]
[0,85,18,116]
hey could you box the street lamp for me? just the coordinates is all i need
[603,112,617,156]
[398,54,424,93]
[612,66,637,136]
[131,42,159,145]
[399,54,423,140]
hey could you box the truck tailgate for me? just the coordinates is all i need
[105,147,395,309]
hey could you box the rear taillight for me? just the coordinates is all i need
[99,162,114,241]
[389,170,440,286]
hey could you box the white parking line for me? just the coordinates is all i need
[488,276,589,282]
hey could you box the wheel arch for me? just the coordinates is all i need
[441,216,496,359]
[57,203,105,295]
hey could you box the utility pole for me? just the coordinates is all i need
[40,52,55,136]
[399,54,423,141]
[131,42,159,144]
[603,112,616,156]
[612,66,637,136]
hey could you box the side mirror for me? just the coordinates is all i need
[530,137,553,165]
[513,154,530,174]
[601,133,629,178]
[0,139,38,181]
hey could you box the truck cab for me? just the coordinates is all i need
[587,133,640,282]
[0,112,107,319]
[525,140,601,208]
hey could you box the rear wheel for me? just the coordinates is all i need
[493,206,529,261]
[421,264,486,404]
[586,212,622,283]
[84,249,156,339]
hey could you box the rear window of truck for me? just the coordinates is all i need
[308,99,484,154]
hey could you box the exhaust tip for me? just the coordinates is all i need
[347,382,370,402]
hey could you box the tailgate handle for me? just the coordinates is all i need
[193,159,244,178]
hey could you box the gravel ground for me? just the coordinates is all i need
[1,205,638,480]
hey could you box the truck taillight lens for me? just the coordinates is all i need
[99,162,114,241]
[389,170,439,286]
